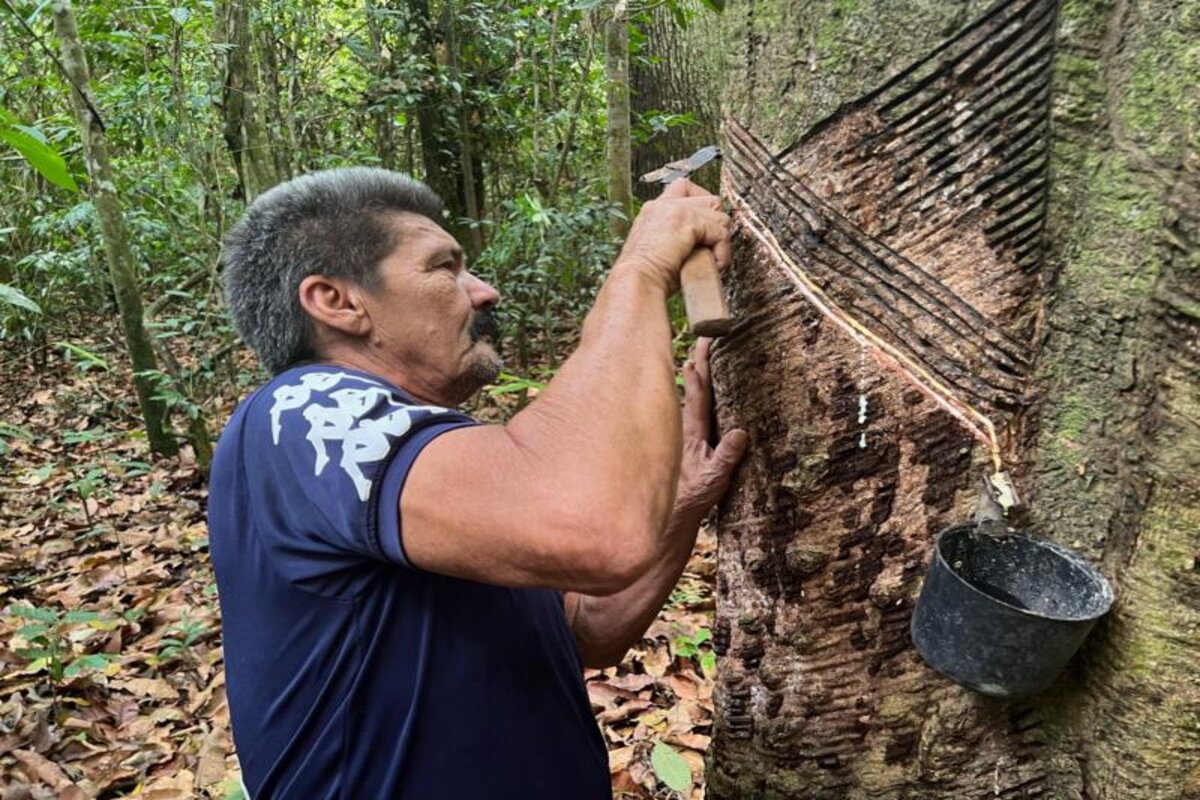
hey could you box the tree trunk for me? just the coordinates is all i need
[630,2,722,200]
[363,0,397,170]
[214,0,276,200]
[441,0,484,260]
[406,0,471,242]
[256,5,293,182]
[709,0,1199,798]
[51,0,178,458]
[605,0,633,237]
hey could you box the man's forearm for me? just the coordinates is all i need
[566,508,707,668]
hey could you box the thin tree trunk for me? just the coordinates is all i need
[256,6,292,181]
[441,1,484,259]
[709,0,1199,797]
[215,0,276,200]
[548,32,596,206]
[605,0,632,238]
[364,0,397,170]
[407,0,466,236]
[51,0,178,457]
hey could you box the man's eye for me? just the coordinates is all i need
[437,261,456,271]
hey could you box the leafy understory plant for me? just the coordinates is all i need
[0,421,35,457]
[8,604,122,712]
[66,464,108,526]
[153,613,212,667]
[0,107,79,192]
[672,626,716,677]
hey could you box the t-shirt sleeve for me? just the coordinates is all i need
[240,369,476,593]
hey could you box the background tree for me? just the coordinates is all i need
[213,0,277,201]
[708,0,1199,797]
[52,0,177,457]
[630,0,722,200]
[605,0,632,237]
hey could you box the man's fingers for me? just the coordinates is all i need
[694,337,712,386]
[712,235,732,271]
[660,177,716,200]
[681,360,709,443]
[714,428,749,466]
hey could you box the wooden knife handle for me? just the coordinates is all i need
[680,247,732,337]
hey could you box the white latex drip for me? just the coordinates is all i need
[857,342,869,449]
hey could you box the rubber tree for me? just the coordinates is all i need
[707,0,1199,797]
[630,1,722,200]
[52,0,178,458]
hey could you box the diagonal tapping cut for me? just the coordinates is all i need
[728,186,1006,474]
[718,0,1057,483]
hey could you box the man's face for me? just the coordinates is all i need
[360,212,502,405]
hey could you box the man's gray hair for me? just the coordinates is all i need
[222,167,443,374]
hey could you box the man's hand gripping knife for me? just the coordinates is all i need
[561,180,749,666]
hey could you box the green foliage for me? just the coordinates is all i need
[477,194,619,371]
[137,368,203,420]
[651,739,693,793]
[0,108,78,191]
[672,626,716,676]
[0,282,41,314]
[0,420,35,456]
[57,340,109,371]
[632,109,697,144]
[8,604,121,689]
[217,779,247,800]
[486,371,549,396]
[1,0,628,382]
[154,613,212,665]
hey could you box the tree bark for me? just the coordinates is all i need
[214,0,276,200]
[406,0,472,243]
[709,0,1199,798]
[51,0,178,458]
[256,5,293,182]
[441,0,484,260]
[630,2,722,200]
[605,0,633,237]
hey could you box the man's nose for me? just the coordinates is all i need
[465,271,501,309]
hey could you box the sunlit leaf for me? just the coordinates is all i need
[0,283,42,314]
[10,605,60,624]
[64,653,115,678]
[0,126,79,191]
[56,341,110,371]
[16,624,51,640]
[651,740,692,793]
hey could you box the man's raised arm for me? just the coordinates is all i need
[399,180,731,595]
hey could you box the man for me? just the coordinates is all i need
[208,166,747,799]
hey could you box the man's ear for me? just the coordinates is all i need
[298,275,372,337]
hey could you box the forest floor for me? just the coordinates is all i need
[0,339,718,799]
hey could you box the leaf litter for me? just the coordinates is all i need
[2,343,718,799]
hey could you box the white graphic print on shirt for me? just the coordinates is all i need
[269,371,452,501]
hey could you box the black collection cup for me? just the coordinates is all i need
[911,523,1114,698]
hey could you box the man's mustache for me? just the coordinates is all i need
[470,309,501,349]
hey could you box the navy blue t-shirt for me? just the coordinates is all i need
[208,364,611,799]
